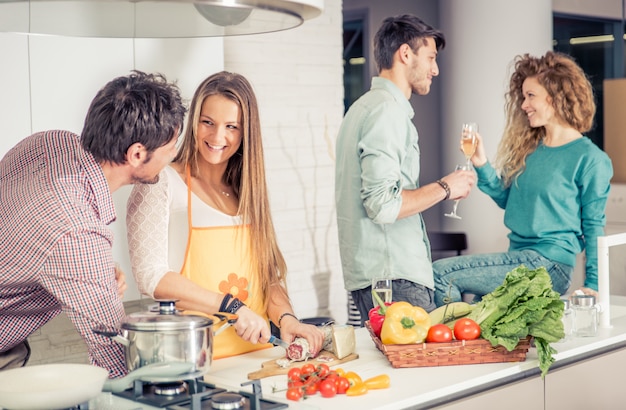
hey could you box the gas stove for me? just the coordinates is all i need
[86,377,288,410]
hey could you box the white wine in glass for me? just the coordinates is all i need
[461,122,478,168]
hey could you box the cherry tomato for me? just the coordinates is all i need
[304,376,319,395]
[287,367,302,382]
[301,363,316,377]
[316,363,330,378]
[286,387,303,401]
[335,376,350,394]
[318,379,337,398]
[453,318,481,340]
[287,380,303,389]
[426,323,453,343]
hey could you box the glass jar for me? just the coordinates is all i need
[571,294,598,337]
[560,298,573,342]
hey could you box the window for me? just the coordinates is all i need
[553,14,625,149]
[343,10,369,113]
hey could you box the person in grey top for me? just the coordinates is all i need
[335,14,475,323]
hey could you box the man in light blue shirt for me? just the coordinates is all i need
[335,14,476,323]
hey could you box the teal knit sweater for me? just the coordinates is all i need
[476,137,613,290]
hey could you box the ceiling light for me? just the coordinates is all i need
[0,0,323,38]
[569,34,614,45]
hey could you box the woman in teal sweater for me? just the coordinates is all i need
[433,51,613,306]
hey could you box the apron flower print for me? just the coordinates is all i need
[219,273,249,302]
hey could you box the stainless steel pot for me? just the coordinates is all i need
[95,300,236,375]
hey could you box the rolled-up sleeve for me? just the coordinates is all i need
[359,102,409,224]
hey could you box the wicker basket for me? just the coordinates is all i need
[365,321,531,368]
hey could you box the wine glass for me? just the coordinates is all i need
[461,122,478,168]
[444,164,466,219]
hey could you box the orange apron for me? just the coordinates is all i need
[180,168,270,359]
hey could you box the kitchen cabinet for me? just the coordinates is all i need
[430,377,543,410]
[545,347,626,410]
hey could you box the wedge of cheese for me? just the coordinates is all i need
[329,325,356,359]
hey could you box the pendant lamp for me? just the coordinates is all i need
[0,0,323,38]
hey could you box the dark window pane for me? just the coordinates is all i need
[553,14,622,150]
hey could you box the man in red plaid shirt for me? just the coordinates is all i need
[0,71,186,378]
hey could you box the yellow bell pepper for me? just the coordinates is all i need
[344,371,362,386]
[346,381,368,396]
[380,301,430,344]
[364,374,390,390]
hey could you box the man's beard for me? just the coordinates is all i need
[132,174,160,185]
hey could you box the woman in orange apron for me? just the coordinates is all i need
[127,72,324,358]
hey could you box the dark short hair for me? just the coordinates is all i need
[81,71,186,164]
[374,14,445,72]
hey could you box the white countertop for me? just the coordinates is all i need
[92,297,626,410]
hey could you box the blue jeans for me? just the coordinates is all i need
[351,279,436,326]
[432,250,573,306]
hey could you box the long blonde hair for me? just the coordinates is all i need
[496,51,595,187]
[174,71,288,310]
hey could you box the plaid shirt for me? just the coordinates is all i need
[0,130,126,378]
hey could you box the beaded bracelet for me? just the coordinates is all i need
[436,179,451,200]
[277,312,298,328]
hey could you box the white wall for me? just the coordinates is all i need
[223,0,347,323]
[0,2,347,324]
[0,33,224,301]
[439,0,553,254]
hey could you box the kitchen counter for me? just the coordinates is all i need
[92,297,626,410]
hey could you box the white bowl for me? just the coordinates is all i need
[0,363,108,409]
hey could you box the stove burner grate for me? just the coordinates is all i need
[113,378,288,410]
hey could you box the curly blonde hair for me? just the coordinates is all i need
[496,51,595,187]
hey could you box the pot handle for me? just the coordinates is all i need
[92,326,130,347]
[212,312,238,336]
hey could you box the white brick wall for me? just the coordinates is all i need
[224,0,347,324]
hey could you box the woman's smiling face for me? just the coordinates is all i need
[196,94,243,166]
[521,76,555,128]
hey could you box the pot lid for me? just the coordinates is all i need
[121,300,213,331]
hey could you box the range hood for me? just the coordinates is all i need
[0,0,323,38]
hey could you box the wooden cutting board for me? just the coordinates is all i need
[247,351,359,379]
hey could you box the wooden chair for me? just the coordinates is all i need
[429,231,468,260]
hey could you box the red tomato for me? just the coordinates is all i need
[287,367,302,382]
[318,379,337,398]
[304,382,318,395]
[286,387,303,401]
[316,363,330,378]
[426,323,453,343]
[304,375,319,395]
[301,363,316,377]
[287,380,303,389]
[453,318,481,340]
[335,376,350,394]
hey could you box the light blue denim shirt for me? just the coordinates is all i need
[335,77,433,292]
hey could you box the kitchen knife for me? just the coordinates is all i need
[268,335,290,349]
